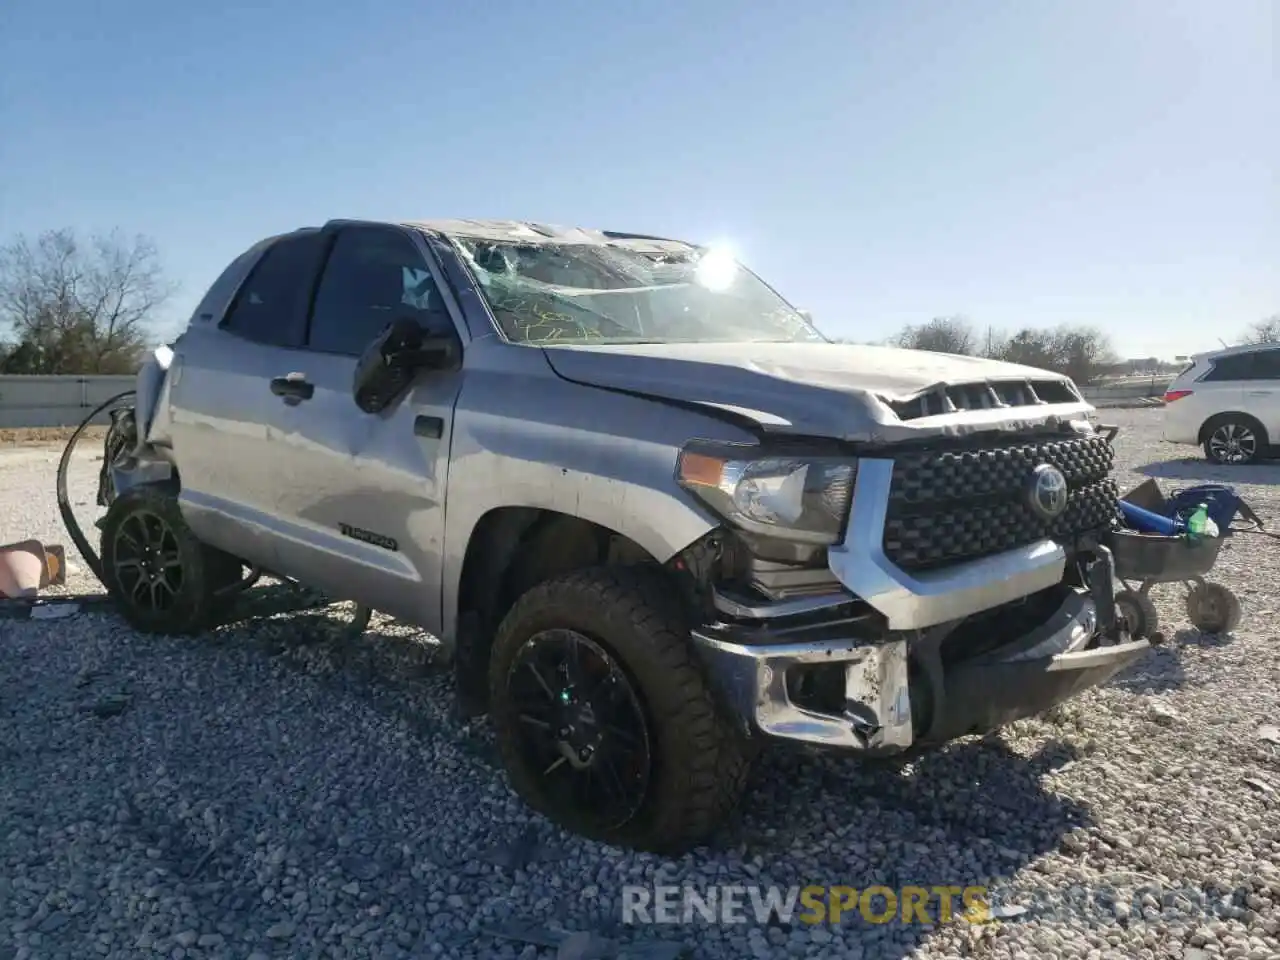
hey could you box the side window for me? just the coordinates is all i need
[1203,354,1256,382]
[220,233,323,347]
[1250,349,1280,380]
[307,227,451,356]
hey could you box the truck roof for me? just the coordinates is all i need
[398,218,700,253]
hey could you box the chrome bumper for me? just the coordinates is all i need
[692,587,1139,752]
[828,458,1069,631]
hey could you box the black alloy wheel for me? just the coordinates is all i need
[505,628,652,832]
[112,508,185,614]
[100,484,242,635]
[487,566,751,853]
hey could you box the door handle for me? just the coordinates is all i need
[414,415,443,439]
[270,376,314,401]
[1246,390,1272,396]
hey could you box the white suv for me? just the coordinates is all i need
[1163,342,1280,464]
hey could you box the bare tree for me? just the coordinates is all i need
[891,315,976,355]
[978,325,1011,359]
[0,228,175,374]
[1243,314,1280,344]
[985,324,1117,384]
[989,328,1059,369]
[1051,325,1117,385]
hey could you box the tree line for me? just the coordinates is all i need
[838,311,1280,386]
[883,316,1121,385]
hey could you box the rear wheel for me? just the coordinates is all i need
[488,566,750,853]
[100,485,242,635]
[1204,416,1265,465]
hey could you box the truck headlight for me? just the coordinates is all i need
[676,446,857,544]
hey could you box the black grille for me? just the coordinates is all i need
[883,433,1118,572]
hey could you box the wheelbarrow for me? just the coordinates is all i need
[1108,479,1243,638]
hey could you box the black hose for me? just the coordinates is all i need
[56,390,136,585]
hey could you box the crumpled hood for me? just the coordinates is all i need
[540,341,1093,443]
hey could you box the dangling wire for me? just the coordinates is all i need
[57,390,137,584]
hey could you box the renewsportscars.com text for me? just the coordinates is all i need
[620,882,1260,927]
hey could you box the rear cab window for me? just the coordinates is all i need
[219,232,327,348]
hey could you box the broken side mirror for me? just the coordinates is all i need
[353,315,461,414]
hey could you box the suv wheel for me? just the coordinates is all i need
[100,485,242,635]
[1204,416,1264,465]
[488,566,750,853]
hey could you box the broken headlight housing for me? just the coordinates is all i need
[676,444,857,545]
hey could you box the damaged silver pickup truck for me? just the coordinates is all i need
[94,218,1147,853]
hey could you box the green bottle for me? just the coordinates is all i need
[1186,504,1209,539]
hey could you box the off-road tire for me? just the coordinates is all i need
[488,565,751,853]
[100,484,242,635]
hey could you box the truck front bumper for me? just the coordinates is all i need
[691,584,1150,754]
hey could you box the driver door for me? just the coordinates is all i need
[264,224,463,630]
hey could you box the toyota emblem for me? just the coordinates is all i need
[1027,464,1068,520]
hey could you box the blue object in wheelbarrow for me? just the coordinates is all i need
[1117,499,1182,536]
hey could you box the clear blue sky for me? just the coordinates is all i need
[2,0,1275,359]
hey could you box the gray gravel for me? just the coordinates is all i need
[2,407,1278,960]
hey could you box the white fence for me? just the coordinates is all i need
[0,375,137,429]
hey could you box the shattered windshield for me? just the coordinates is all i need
[449,236,826,345]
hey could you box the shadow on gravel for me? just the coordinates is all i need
[1109,625,1237,695]
[221,583,449,662]
[210,580,463,743]
[468,740,1096,959]
[738,736,1090,849]
[684,738,1095,957]
[220,582,446,652]
[1110,641,1189,694]
[1137,458,1280,485]
[222,580,331,622]
[1168,626,1236,650]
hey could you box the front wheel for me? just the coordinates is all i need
[1115,589,1158,640]
[488,566,750,853]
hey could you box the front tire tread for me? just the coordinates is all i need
[488,565,750,853]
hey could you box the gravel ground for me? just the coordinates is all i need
[2,407,1278,960]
